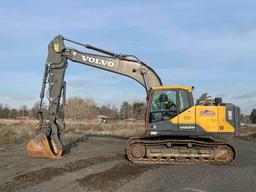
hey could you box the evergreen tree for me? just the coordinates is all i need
[250,108,256,123]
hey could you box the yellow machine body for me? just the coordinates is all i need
[170,106,235,133]
[145,85,240,137]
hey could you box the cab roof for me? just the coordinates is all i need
[151,85,193,92]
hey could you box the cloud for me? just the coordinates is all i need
[69,79,88,88]
[66,70,128,88]
[0,2,164,39]
[0,6,113,38]
[234,92,256,99]
[9,95,35,101]
[0,94,37,108]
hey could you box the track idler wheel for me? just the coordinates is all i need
[26,132,62,159]
[130,144,146,159]
[214,146,234,164]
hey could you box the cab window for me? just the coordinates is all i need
[149,90,177,123]
[179,90,190,112]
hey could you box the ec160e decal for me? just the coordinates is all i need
[200,110,215,117]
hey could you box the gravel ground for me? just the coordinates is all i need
[0,135,255,192]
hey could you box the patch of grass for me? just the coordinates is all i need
[0,128,18,144]
[0,119,145,145]
[0,119,37,145]
[64,122,145,137]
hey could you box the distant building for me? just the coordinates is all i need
[97,115,111,123]
[85,114,111,123]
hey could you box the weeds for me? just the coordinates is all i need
[0,119,144,145]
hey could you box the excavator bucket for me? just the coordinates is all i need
[26,132,62,159]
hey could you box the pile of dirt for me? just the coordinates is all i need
[246,133,256,142]
[236,133,256,143]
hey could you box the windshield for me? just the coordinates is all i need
[149,90,177,123]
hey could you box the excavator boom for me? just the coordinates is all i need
[26,35,162,159]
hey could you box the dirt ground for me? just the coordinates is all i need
[0,120,256,192]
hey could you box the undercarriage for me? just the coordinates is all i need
[127,136,235,165]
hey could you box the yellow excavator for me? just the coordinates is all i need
[26,35,240,164]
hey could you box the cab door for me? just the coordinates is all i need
[147,89,179,132]
[178,90,196,131]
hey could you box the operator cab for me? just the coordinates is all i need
[148,86,194,123]
[146,86,194,136]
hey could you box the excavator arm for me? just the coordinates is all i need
[26,35,162,159]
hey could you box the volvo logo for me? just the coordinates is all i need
[81,55,115,68]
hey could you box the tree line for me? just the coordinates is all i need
[0,97,146,121]
[1,100,256,123]
[249,109,256,124]
[0,104,30,119]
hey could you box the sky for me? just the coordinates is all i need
[0,0,255,114]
